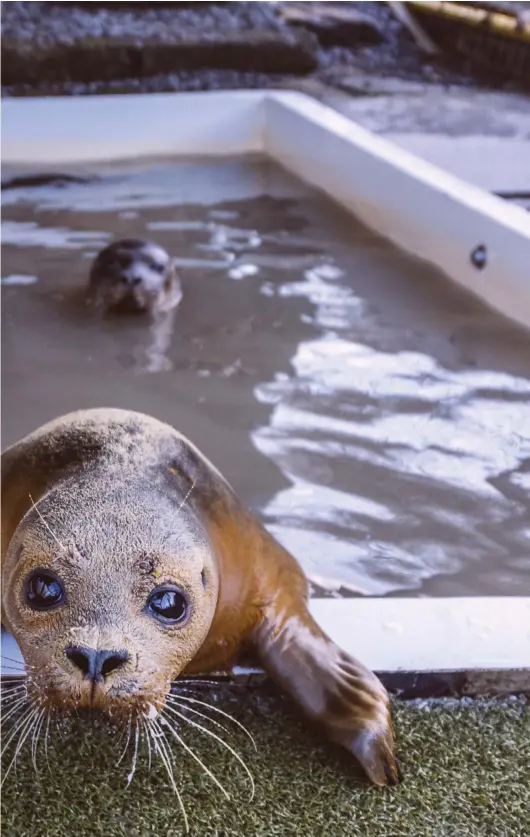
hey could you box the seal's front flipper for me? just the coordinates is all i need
[255,605,399,786]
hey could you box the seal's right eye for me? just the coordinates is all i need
[25,570,65,611]
[146,587,188,624]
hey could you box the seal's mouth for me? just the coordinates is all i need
[110,291,150,315]
[41,689,163,725]
[72,705,107,721]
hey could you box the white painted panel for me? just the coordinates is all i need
[310,597,530,672]
[265,92,530,330]
[3,598,529,676]
[2,91,266,164]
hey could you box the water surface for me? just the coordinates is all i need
[2,157,530,596]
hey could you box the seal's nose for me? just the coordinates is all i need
[65,645,129,682]
[119,273,142,287]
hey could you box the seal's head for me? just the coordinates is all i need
[2,469,218,723]
[88,238,182,315]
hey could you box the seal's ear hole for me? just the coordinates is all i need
[201,569,207,589]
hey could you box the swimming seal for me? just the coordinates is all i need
[1,409,398,786]
[88,239,182,315]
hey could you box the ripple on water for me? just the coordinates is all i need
[2,157,529,596]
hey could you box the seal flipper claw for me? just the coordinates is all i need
[255,604,398,786]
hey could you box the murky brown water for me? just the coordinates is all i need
[2,157,530,596]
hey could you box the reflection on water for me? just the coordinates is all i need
[2,157,529,596]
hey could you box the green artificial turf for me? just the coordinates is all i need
[1,685,528,837]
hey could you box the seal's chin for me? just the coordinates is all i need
[109,289,151,314]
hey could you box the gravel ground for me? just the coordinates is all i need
[1,1,503,97]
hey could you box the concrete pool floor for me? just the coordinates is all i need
[1,687,528,837]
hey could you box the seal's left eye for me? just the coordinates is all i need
[147,588,188,624]
[25,571,64,611]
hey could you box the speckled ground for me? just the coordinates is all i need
[1,687,528,837]
[0,1,479,97]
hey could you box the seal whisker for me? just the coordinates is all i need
[159,712,231,801]
[164,703,255,801]
[29,493,68,554]
[166,694,257,749]
[15,707,43,772]
[3,672,58,685]
[54,715,66,741]
[1,706,41,786]
[172,679,231,689]
[116,714,132,767]
[165,697,233,739]
[1,687,27,700]
[44,710,53,774]
[1,704,34,755]
[1,696,30,726]
[126,721,140,787]
[0,656,36,671]
[30,707,46,775]
[1,693,28,706]
[141,718,153,771]
[174,478,196,518]
[0,692,28,709]
[1,683,28,696]
[0,673,27,683]
[149,719,189,833]
[0,655,33,666]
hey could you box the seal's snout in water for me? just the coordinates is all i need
[1,409,399,786]
[88,238,182,315]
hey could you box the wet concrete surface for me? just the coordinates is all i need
[292,77,530,193]
[2,157,530,597]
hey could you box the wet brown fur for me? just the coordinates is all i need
[1,409,398,785]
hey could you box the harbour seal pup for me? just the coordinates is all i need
[1,409,398,793]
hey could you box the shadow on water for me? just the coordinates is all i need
[2,156,529,596]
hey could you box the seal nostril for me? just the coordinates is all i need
[97,649,130,680]
[131,276,142,287]
[65,645,94,677]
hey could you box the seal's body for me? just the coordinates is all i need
[1,409,398,786]
[88,239,182,315]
